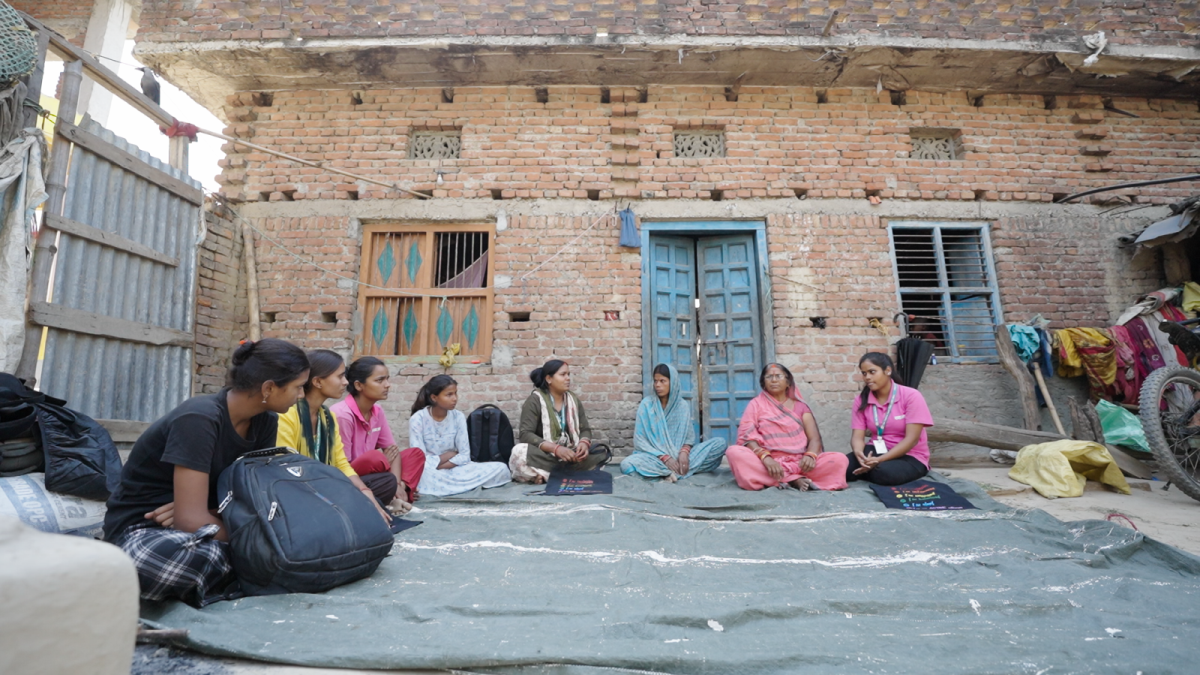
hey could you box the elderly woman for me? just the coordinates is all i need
[726,363,848,491]
[622,363,727,481]
[509,359,610,483]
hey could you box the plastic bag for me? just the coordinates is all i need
[1094,399,1152,455]
[37,404,122,501]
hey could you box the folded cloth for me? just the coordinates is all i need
[1184,281,1200,314]
[1009,440,1130,498]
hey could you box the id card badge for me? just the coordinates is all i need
[871,439,887,457]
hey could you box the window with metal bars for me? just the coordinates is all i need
[888,222,1002,363]
[356,224,493,360]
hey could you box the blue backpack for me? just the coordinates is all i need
[217,448,394,596]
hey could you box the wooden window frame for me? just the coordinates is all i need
[887,221,1003,365]
[356,222,495,363]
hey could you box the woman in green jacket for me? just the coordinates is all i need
[508,359,609,483]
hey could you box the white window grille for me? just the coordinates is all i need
[909,130,962,160]
[409,131,462,160]
[889,222,1002,363]
[673,130,726,158]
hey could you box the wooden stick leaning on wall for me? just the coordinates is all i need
[1033,366,1067,435]
[994,324,1041,431]
[242,224,261,342]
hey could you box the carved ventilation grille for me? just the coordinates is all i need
[910,130,962,160]
[409,131,462,160]
[673,130,726,158]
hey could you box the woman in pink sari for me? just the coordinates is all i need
[726,363,848,491]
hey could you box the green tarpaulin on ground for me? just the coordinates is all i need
[143,470,1200,674]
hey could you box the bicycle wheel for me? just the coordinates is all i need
[1139,366,1200,502]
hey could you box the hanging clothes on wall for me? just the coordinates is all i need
[1055,328,1117,402]
[1107,324,1141,404]
[1007,325,1040,363]
[1125,318,1169,377]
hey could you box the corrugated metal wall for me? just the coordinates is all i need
[39,120,200,422]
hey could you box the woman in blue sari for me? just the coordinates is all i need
[621,363,727,481]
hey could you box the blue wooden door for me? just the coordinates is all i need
[697,235,763,445]
[647,236,700,428]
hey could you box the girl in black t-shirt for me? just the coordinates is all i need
[103,339,309,606]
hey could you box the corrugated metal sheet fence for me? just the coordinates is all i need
[34,119,202,422]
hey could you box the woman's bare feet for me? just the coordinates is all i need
[386,498,414,516]
[663,472,679,483]
[788,477,813,491]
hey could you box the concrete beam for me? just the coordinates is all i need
[134,35,1200,120]
[231,196,1163,224]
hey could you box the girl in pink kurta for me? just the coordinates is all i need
[845,352,934,486]
[727,363,849,491]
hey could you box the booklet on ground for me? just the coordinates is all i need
[870,479,977,511]
[545,469,613,496]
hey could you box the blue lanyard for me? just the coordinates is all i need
[872,386,897,439]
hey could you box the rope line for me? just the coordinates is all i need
[518,211,614,281]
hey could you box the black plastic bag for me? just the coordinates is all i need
[37,403,121,501]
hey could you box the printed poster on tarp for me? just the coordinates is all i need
[545,469,613,496]
[870,479,977,511]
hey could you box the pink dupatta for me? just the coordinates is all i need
[736,386,813,454]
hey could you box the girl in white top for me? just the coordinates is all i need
[408,375,511,497]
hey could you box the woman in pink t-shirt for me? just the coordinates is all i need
[329,357,425,508]
[846,352,934,486]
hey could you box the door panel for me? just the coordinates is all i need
[647,236,699,426]
[698,235,763,445]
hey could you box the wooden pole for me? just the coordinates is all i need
[1067,397,1098,442]
[168,135,190,173]
[16,60,82,383]
[1032,367,1066,435]
[242,224,261,341]
[994,324,1041,431]
[927,418,1064,451]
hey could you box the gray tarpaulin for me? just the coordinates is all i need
[142,470,1200,674]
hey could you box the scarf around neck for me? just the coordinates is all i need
[296,398,335,465]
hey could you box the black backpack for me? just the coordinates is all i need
[467,404,514,464]
[217,448,394,596]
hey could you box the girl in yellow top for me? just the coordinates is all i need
[277,349,392,524]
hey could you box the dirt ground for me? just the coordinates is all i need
[943,466,1200,557]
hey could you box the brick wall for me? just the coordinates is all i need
[991,214,1163,327]
[222,204,1162,451]
[247,212,644,445]
[216,86,1200,207]
[14,0,94,45]
[194,201,249,394]
[138,0,1200,47]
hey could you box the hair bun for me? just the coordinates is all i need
[231,339,256,366]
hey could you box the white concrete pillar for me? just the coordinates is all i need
[77,0,137,126]
[0,515,139,675]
